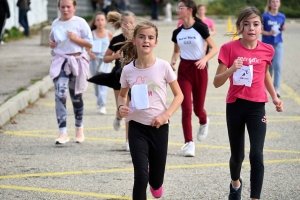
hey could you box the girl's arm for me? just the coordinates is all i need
[264,65,283,112]
[67,31,92,49]
[262,30,275,36]
[117,87,130,118]
[281,24,286,31]
[209,27,216,36]
[170,43,180,71]
[108,31,113,41]
[195,36,218,69]
[151,80,184,128]
[103,48,123,63]
[213,59,243,88]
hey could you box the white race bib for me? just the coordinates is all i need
[233,65,253,87]
[271,24,281,37]
[91,40,102,53]
[131,84,149,110]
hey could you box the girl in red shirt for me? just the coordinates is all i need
[214,6,283,200]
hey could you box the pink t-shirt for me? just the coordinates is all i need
[218,40,274,103]
[177,18,214,30]
[202,17,214,30]
[120,58,177,125]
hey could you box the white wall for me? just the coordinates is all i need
[5,0,48,30]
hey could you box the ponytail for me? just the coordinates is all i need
[107,11,122,29]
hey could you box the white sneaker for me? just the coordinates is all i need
[55,132,70,144]
[197,118,209,141]
[125,140,130,151]
[99,106,107,115]
[181,141,195,157]
[113,117,122,131]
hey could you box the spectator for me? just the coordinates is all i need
[163,0,172,22]
[0,0,10,45]
[91,0,101,12]
[16,0,30,36]
[151,0,159,20]
[102,0,112,15]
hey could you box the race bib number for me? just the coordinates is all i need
[233,65,253,87]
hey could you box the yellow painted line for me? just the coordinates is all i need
[266,132,281,138]
[0,185,133,200]
[0,158,299,180]
[281,82,300,106]
[4,132,300,154]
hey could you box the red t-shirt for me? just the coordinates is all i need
[218,39,274,103]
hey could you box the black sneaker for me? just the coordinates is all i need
[228,178,242,200]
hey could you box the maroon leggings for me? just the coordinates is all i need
[178,58,208,143]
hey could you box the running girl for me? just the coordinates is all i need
[118,21,183,200]
[214,6,283,200]
[49,0,93,144]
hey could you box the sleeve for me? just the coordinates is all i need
[266,44,275,66]
[49,19,57,41]
[80,19,93,45]
[262,13,269,31]
[120,66,129,88]
[218,44,230,67]
[194,22,210,39]
[164,61,177,83]
[108,36,117,51]
[171,28,180,43]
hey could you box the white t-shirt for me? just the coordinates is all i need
[172,21,210,60]
[50,16,93,55]
[120,58,177,125]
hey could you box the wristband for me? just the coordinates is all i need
[118,105,124,111]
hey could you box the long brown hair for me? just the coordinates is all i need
[227,6,262,37]
[119,21,158,67]
[90,11,106,31]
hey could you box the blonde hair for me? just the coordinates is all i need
[227,6,262,37]
[107,11,135,30]
[119,21,158,67]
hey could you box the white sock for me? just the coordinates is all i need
[232,181,240,191]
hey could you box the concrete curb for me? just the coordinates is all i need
[0,75,53,127]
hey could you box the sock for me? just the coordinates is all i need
[232,181,240,191]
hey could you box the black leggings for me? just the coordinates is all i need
[226,98,266,199]
[128,120,169,200]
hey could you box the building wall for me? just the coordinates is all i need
[5,0,48,30]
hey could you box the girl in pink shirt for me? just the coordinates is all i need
[118,21,183,200]
[214,6,283,200]
[49,0,93,145]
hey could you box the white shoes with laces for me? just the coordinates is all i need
[181,141,195,157]
[197,118,209,141]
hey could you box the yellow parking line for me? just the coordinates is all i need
[0,185,133,200]
[4,131,300,154]
[0,158,299,180]
[281,82,300,106]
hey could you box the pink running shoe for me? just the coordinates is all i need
[150,186,163,198]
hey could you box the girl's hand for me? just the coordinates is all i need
[151,113,169,129]
[170,60,176,71]
[114,50,124,59]
[269,29,275,36]
[89,52,96,60]
[119,105,130,118]
[67,31,77,40]
[231,58,243,72]
[50,40,56,49]
[195,58,207,69]
[273,97,283,112]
